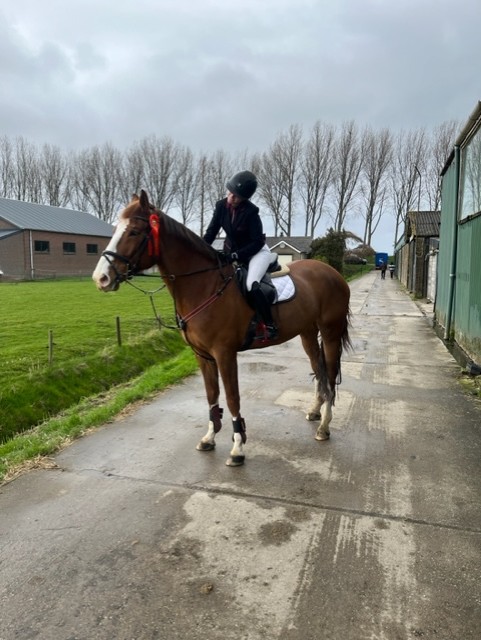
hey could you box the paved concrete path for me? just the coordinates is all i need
[1,271,480,640]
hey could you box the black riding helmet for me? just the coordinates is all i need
[226,170,258,199]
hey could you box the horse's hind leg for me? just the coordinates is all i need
[314,331,344,441]
[196,357,222,452]
[301,330,335,441]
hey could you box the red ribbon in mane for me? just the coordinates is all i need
[149,213,160,257]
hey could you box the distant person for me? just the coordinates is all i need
[380,260,387,280]
[388,262,395,279]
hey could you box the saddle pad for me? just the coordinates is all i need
[272,275,295,303]
[271,264,291,278]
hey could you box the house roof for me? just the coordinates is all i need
[212,235,312,254]
[0,198,114,237]
[266,236,312,253]
[407,211,441,238]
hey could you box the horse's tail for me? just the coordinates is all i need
[341,307,353,353]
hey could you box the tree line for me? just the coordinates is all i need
[0,119,459,245]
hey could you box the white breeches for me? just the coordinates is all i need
[246,244,272,291]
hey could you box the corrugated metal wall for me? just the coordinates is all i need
[454,221,481,359]
[435,127,481,364]
[435,165,457,328]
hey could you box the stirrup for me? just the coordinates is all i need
[265,324,278,340]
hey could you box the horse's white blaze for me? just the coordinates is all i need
[92,220,128,287]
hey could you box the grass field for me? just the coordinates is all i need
[0,277,197,446]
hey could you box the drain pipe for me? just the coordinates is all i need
[444,145,460,341]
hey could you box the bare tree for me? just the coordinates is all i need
[195,153,209,236]
[173,146,197,227]
[359,127,393,246]
[390,128,427,245]
[0,136,15,198]
[140,135,180,211]
[256,125,303,236]
[12,137,41,202]
[119,143,146,204]
[205,149,233,211]
[254,150,285,236]
[424,120,459,211]
[331,120,364,233]
[71,143,123,222]
[39,144,70,207]
[298,121,335,237]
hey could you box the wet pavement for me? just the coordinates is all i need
[1,270,480,640]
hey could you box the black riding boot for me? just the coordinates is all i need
[250,282,278,340]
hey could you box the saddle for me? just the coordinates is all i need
[232,253,289,349]
[234,252,281,306]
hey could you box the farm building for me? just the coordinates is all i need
[434,101,481,370]
[0,198,113,280]
[212,236,312,263]
[265,236,312,264]
[395,210,440,300]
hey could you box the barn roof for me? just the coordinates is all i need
[407,211,441,237]
[0,198,114,237]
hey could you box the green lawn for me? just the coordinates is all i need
[0,277,198,451]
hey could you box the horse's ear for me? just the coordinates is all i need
[139,190,150,209]
[131,193,139,202]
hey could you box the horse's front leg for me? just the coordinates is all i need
[216,351,246,467]
[195,356,222,452]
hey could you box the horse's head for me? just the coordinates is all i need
[93,190,159,292]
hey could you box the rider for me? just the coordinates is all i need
[202,170,278,339]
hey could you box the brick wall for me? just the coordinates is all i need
[0,230,111,279]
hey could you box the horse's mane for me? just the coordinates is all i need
[121,197,219,262]
[160,211,219,261]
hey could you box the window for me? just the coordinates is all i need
[63,242,76,254]
[459,125,481,221]
[86,243,98,254]
[34,240,50,253]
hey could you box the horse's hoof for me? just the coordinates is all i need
[226,455,245,467]
[306,412,321,421]
[315,431,330,441]
[196,441,216,451]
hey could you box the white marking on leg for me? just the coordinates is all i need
[316,398,332,440]
[230,432,244,458]
[306,378,321,420]
[200,421,216,446]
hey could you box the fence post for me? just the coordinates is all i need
[48,329,54,365]
[116,316,122,346]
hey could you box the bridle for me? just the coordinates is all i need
[101,214,154,287]
[101,210,235,337]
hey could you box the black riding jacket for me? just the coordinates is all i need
[203,198,265,264]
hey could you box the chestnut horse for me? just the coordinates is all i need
[93,190,351,466]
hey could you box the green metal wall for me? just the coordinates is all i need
[436,150,481,363]
[436,164,457,328]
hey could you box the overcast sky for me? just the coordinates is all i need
[2,0,480,249]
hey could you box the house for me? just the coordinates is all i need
[212,235,312,264]
[434,101,481,370]
[395,210,440,299]
[0,198,114,280]
[265,236,312,265]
